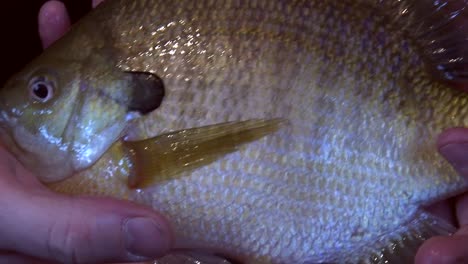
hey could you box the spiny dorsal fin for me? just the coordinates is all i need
[123,119,284,188]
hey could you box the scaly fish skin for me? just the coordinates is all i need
[1,0,468,263]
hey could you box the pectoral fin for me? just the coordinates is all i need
[123,119,284,188]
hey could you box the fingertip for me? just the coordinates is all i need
[416,235,468,264]
[92,0,105,8]
[123,216,172,259]
[38,1,71,49]
[0,193,173,264]
[67,197,174,262]
[437,128,468,178]
[437,128,468,149]
[0,252,48,264]
[424,199,457,227]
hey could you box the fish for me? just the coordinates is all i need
[1,0,468,263]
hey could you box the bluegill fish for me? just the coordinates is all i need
[1,0,468,263]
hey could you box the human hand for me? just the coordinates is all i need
[415,128,468,264]
[38,0,104,48]
[37,1,468,264]
[0,2,173,264]
[0,145,172,264]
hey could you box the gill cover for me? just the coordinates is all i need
[0,40,165,183]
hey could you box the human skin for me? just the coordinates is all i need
[416,128,468,264]
[0,2,172,264]
[34,1,468,264]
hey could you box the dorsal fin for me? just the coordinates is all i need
[371,0,468,82]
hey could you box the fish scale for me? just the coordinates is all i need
[1,0,468,263]
[115,1,463,261]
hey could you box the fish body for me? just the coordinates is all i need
[1,0,468,263]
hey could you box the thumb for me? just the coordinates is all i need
[415,234,468,264]
[38,0,70,49]
[438,127,468,178]
[0,188,173,263]
[92,0,105,8]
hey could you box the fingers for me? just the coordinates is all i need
[93,0,105,8]
[433,129,468,263]
[38,1,70,49]
[0,147,173,264]
[437,128,468,225]
[39,0,106,49]
[416,226,468,264]
[437,128,468,178]
[415,234,468,264]
[0,192,173,264]
[455,194,468,227]
[425,199,457,227]
[0,252,51,264]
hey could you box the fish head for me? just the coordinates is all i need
[0,42,136,183]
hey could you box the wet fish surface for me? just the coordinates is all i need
[2,0,468,263]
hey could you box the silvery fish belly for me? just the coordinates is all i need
[2,0,468,263]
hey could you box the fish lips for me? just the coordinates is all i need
[0,96,18,132]
[0,96,8,121]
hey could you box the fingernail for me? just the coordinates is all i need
[41,1,66,25]
[439,143,468,176]
[124,217,171,259]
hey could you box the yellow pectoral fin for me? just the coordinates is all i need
[123,118,285,188]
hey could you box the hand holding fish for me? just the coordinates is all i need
[415,128,468,264]
[0,3,173,264]
[37,2,468,264]
[5,0,468,263]
[0,144,172,264]
[38,0,104,48]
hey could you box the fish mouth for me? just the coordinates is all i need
[0,98,17,129]
[0,96,5,122]
[0,98,8,126]
[0,96,21,155]
[0,110,25,161]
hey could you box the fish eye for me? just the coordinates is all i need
[29,77,54,103]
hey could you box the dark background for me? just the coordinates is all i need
[0,1,91,86]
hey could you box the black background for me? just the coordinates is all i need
[0,1,92,86]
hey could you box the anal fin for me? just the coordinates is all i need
[350,211,455,264]
[123,119,284,188]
